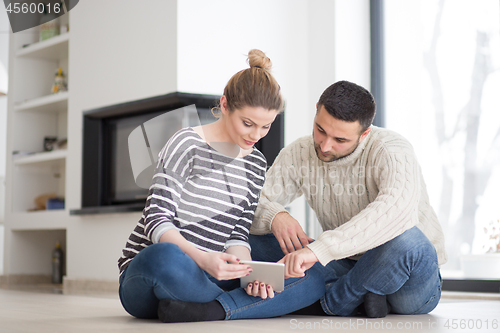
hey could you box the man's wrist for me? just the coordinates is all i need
[271,210,290,229]
[306,240,332,266]
[261,203,289,231]
[274,210,290,220]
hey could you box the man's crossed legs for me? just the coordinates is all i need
[249,226,442,317]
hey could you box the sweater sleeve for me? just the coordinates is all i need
[225,196,258,251]
[250,140,305,235]
[225,207,254,251]
[143,133,194,243]
[307,144,422,266]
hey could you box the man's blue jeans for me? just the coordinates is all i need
[249,226,442,316]
[119,242,325,320]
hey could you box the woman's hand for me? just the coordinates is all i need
[244,280,277,299]
[159,230,251,280]
[195,251,252,281]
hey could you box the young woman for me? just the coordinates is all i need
[118,49,324,322]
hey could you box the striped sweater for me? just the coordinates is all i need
[118,128,267,275]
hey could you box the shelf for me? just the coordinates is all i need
[9,210,68,231]
[70,203,145,215]
[13,149,67,165]
[17,33,69,61]
[15,92,68,113]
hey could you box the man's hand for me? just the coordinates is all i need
[278,247,318,278]
[271,212,313,254]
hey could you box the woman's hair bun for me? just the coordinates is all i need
[247,49,272,71]
[219,48,284,115]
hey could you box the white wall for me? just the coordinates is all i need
[333,1,371,88]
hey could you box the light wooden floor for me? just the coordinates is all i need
[0,288,499,333]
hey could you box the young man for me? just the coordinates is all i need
[249,80,447,318]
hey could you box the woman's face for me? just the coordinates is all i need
[221,96,278,150]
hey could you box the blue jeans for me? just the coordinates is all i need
[119,242,325,320]
[249,226,442,316]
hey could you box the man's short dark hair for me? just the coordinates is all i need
[317,81,376,132]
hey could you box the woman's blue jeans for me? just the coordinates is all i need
[249,226,442,317]
[119,242,325,320]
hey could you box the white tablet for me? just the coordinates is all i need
[240,260,285,292]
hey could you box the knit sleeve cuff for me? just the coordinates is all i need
[151,223,179,244]
[307,239,335,266]
[250,202,288,235]
[225,240,252,252]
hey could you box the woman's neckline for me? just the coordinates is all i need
[188,127,255,159]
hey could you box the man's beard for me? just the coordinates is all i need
[313,140,360,163]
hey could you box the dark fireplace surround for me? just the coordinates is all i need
[70,92,284,215]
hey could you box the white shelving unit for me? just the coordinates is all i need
[4,13,70,279]
[7,21,69,215]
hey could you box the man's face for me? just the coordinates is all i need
[312,105,371,162]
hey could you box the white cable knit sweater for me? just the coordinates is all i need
[250,126,447,267]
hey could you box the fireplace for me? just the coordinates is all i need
[70,92,284,215]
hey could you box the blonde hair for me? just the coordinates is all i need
[213,49,285,117]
